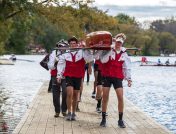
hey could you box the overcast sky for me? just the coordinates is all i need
[92,0,176,22]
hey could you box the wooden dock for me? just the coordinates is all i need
[13,82,172,134]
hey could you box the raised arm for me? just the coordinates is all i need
[122,52,132,81]
[83,50,94,63]
[47,50,56,70]
[100,50,111,63]
[56,54,66,80]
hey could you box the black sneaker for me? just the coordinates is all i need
[54,113,60,118]
[96,107,101,113]
[118,120,126,128]
[62,112,67,117]
[92,92,96,98]
[48,90,52,93]
[100,118,106,127]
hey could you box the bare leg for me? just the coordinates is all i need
[102,87,110,112]
[115,88,126,128]
[66,86,73,113]
[72,90,80,113]
[115,88,124,113]
[100,86,110,127]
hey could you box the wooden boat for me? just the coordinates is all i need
[86,31,112,49]
[55,31,140,53]
[140,64,176,67]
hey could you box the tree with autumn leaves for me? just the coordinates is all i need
[0,0,176,55]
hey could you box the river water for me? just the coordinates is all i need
[0,55,176,133]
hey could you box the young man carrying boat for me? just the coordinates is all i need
[47,41,68,117]
[56,37,94,121]
[98,33,132,128]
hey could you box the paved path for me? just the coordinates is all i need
[13,82,171,134]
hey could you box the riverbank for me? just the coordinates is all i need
[13,81,171,134]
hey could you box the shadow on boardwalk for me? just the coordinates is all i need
[13,82,171,134]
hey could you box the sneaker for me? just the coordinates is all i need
[100,118,106,127]
[62,112,67,117]
[66,112,72,121]
[96,107,101,113]
[54,113,60,118]
[91,91,96,98]
[71,113,76,121]
[118,120,126,128]
[48,90,52,93]
[76,106,80,112]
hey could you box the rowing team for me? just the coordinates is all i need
[141,57,176,65]
[47,33,132,128]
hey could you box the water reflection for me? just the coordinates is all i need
[0,55,49,133]
[125,56,176,133]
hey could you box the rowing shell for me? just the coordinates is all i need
[140,64,176,67]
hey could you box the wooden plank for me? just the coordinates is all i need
[13,82,172,134]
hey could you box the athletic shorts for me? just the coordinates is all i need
[97,70,102,86]
[65,76,82,90]
[94,63,99,72]
[102,77,123,89]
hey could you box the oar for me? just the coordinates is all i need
[16,58,35,62]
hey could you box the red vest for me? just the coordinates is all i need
[63,53,85,78]
[50,69,57,76]
[101,51,124,79]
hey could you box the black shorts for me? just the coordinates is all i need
[102,77,123,89]
[65,76,82,90]
[94,63,99,72]
[97,70,102,86]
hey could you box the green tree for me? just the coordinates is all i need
[158,32,176,54]
[142,31,160,56]
[115,13,136,25]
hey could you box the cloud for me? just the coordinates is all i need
[96,5,176,22]
[94,0,176,6]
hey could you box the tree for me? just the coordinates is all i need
[158,32,176,54]
[115,13,136,25]
[141,31,160,56]
[150,17,176,36]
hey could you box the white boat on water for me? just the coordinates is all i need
[0,56,14,65]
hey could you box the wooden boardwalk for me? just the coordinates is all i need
[13,82,172,134]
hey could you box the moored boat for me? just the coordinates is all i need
[140,64,176,67]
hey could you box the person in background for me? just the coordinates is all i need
[141,56,147,65]
[9,54,16,61]
[85,63,90,85]
[94,59,103,113]
[77,62,92,112]
[157,59,162,65]
[47,40,68,117]
[98,33,132,128]
[48,73,52,93]
[165,59,170,65]
[91,60,98,98]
